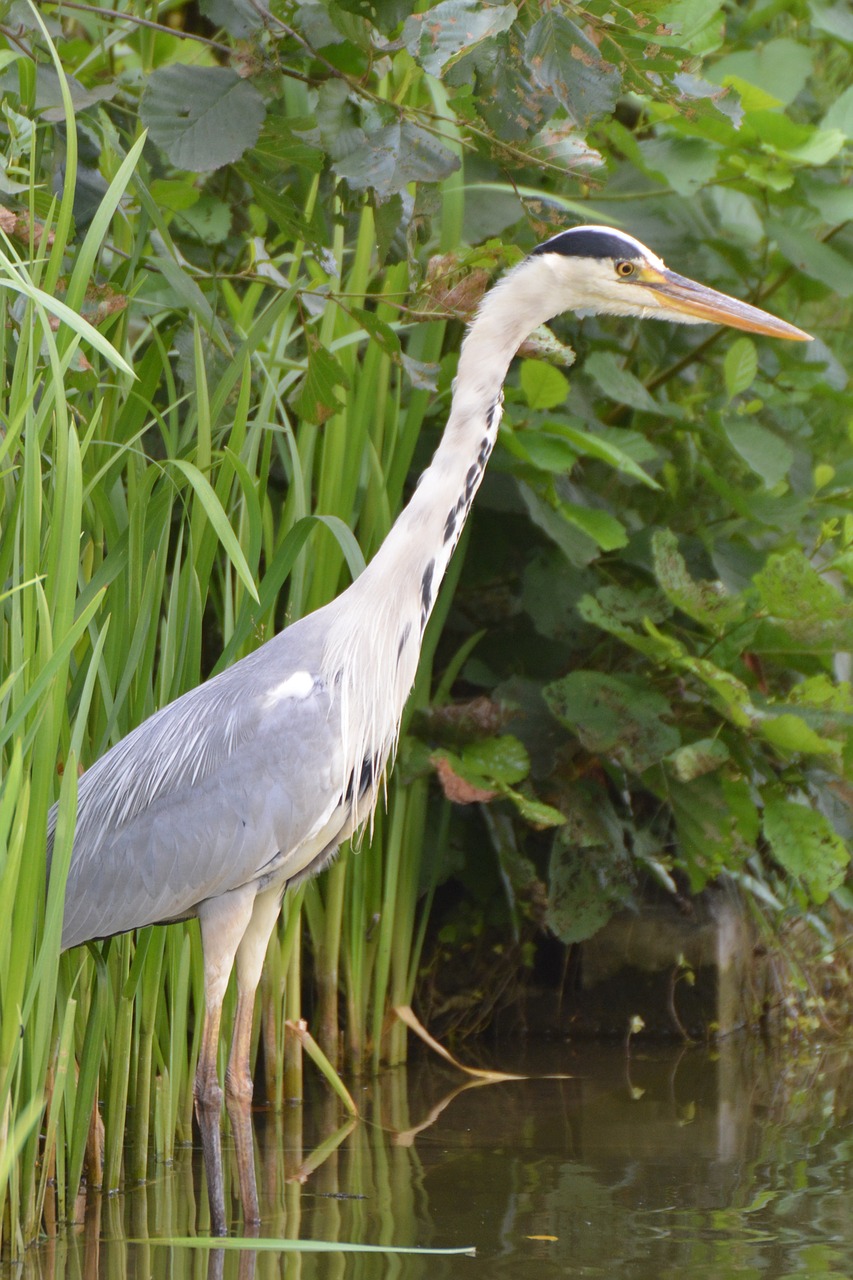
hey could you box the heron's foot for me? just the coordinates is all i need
[225,1090,261,1227]
[194,1094,227,1236]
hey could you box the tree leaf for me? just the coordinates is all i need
[288,331,351,425]
[543,671,680,773]
[639,136,718,197]
[432,752,498,804]
[822,84,853,138]
[504,789,566,828]
[462,734,530,786]
[767,219,853,296]
[710,38,813,106]
[333,121,459,196]
[811,1,853,43]
[763,799,849,903]
[546,788,632,943]
[668,737,730,781]
[560,501,627,551]
[199,0,263,37]
[513,429,577,474]
[758,713,842,757]
[140,66,265,170]
[584,351,667,415]
[724,419,793,487]
[723,336,758,401]
[669,775,756,890]
[652,529,745,630]
[551,422,661,489]
[525,11,621,125]
[520,359,569,410]
[402,0,517,76]
[754,548,848,621]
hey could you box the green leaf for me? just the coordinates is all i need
[669,775,757,890]
[514,430,577,474]
[723,336,758,401]
[560,501,627,551]
[724,419,793,488]
[35,64,117,120]
[148,178,201,214]
[525,11,621,125]
[140,66,265,171]
[402,1,517,76]
[584,351,666,415]
[199,0,262,37]
[811,2,853,44]
[288,331,351,425]
[543,671,680,773]
[333,122,459,197]
[674,653,754,728]
[667,737,730,782]
[252,116,325,174]
[519,483,599,568]
[148,1237,475,1257]
[763,799,849,904]
[151,256,228,345]
[710,39,812,106]
[638,136,718,197]
[546,788,632,943]
[463,734,530,786]
[767,220,853,297]
[754,548,847,621]
[652,530,745,630]
[0,276,134,376]
[822,84,853,138]
[176,196,232,245]
[347,307,401,357]
[758,713,842,756]
[747,111,845,165]
[655,0,726,51]
[548,422,661,489]
[520,359,570,410]
[504,789,566,828]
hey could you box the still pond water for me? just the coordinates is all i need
[12,1039,852,1280]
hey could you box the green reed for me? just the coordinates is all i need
[0,23,474,1253]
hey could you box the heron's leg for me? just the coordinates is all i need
[195,887,257,1235]
[224,885,284,1226]
[227,885,284,1102]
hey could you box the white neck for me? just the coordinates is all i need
[320,254,566,818]
[363,255,563,611]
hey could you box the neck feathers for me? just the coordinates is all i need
[320,253,562,818]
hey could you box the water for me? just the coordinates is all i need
[11,1039,852,1279]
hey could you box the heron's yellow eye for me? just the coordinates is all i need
[615,261,635,278]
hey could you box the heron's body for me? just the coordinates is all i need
[48,226,809,1232]
[56,613,346,948]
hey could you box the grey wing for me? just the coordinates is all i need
[52,618,348,950]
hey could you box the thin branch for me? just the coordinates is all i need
[41,1,233,55]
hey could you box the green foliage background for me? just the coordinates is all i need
[0,0,851,1251]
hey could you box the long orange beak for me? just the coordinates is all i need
[643,268,812,341]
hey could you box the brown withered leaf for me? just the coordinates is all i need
[432,753,498,805]
[0,204,55,247]
[414,695,506,746]
[415,254,492,322]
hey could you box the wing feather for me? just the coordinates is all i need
[51,615,347,948]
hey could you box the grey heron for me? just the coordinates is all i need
[47,226,810,1231]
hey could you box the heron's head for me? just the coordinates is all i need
[531,226,811,342]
